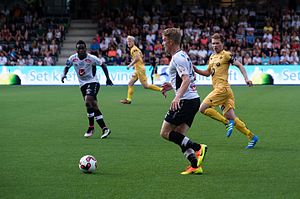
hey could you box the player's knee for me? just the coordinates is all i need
[199,106,206,114]
[160,130,169,140]
[142,83,148,89]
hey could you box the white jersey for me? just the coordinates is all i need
[169,50,199,100]
[66,53,103,87]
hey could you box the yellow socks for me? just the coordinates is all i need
[148,84,162,91]
[234,117,254,140]
[204,108,228,124]
[127,86,134,101]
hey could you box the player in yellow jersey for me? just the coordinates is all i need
[120,36,164,104]
[193,33,259,149]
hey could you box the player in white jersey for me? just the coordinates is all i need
[61,40,113,139]
[160,28,207,175]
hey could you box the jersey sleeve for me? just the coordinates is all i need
[65,56,73,68]
[227,51,235,64]
[131,47,141,60]
[175,57,189,77]
[93,56,103,66]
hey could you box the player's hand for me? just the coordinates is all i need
[246,80,253,87]
[171,96,181,111]
[161,82,173,92]
[106,79,113,86]
[61,75,66,83]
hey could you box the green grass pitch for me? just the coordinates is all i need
[1,85,300,199]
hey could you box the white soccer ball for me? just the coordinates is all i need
[79,155,97,173]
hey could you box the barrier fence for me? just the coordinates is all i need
[0,65,299,85]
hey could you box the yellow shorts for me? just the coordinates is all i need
[203,86,235,114]
[132,68,148,85]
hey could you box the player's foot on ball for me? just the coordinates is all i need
[180,166,203,175]
[246,135,259,149]
[84,127,94,138]
[120,99,131,104]
[226,120,234,137]
[101,127,111,139]
[196,144,208,167]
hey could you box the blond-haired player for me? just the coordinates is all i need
[120,36,163,104]
[193,33,259,149]
[160,28,207,174]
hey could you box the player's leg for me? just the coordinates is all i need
[120,74,138,104]
[160,121,200,170]
[161,98,205,174]
[200,89,229,124]
[89,82,111,139]
[138,70,162,92]
[81,84,95,137]
[224,108,259,148]
[92,101,111,139]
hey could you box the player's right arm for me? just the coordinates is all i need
[61,58,72,83]
[193,65,211,77]
[127,47,142,70]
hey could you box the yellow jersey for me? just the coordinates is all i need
[207,50,234,88]
[130,45,144,70]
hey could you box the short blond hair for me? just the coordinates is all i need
[211,33,225,43]
[162,28,182,45]
[127,35,135,42]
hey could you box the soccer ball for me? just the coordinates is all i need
[79,155,97,173]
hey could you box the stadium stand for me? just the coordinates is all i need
[0,1,299,66]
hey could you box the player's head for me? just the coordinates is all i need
[211,33,224,53]
[162,28,181,54]
[76,40,87,59]
[126,36,135,48]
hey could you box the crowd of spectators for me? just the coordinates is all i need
[0,4,69,66]
[89,5,299,66]
[0,3,299,67]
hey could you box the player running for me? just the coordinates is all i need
[120,36,164,104]
[61,40,113,139]
[193,33,259,149]
[160,28,207,175]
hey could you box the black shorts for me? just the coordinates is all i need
[80,82,100,100]
[164,97,200,127]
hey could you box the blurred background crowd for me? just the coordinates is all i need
[0,0,299,66]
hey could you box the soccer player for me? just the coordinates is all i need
[120,36,164,104]
[193,33,259,149]
[160,28,207,175]
[61,40,113,139]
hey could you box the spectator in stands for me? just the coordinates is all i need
[44,52,54,66]
[100,39,108,55]
[17,55,25,66]
[0,52,7,66]
[49,39,58,56]
[198,44,208,65]
[261,52,270,65]
[159,53,169,65]
[289,50,299,65]
[90,38,100,57]
[246,30,255,47]
[25,55,34,66]
[107,46,117,64]
[270,51,280,65]
[253,53,262,65]
[263,21,273,33]
[243,53,252,65]
[280,50,290,64]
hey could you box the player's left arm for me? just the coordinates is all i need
[127,53,141,70]
[171,74,190,111]
[233,60,253,87]
[100,63,113,86]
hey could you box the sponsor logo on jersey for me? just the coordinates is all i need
[73,58,79,62]
[85,59,92,63]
